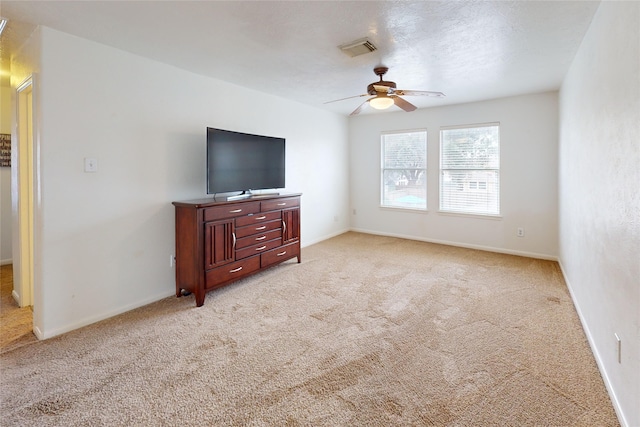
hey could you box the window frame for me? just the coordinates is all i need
[439,123,501,217]
[380,129,428,211]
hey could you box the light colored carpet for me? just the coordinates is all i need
[0,264,37,354]
[0,232,618,426]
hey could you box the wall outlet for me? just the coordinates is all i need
[170,254,175,267]
[84,157,98,173]
[615,333,621,363]
[517,227,525,237]
[333,215,339,222]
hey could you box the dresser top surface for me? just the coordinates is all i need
[173,193,301,209]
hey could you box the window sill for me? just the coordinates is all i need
[437,210,502,220]
[380,206,428,214]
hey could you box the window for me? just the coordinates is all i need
[381,130,427,210]
[440,124,500,215]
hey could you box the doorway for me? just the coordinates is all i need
[11,76,34,326]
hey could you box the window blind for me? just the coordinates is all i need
[381,130,427,210]
[440,124,500,215]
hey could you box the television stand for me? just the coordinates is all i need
[226,190,254,201]
[226,193,252,201]
[225,190,282,201]
[172,193,301,306]
[253,192,280,197]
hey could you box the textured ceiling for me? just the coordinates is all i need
[0,1,600,115]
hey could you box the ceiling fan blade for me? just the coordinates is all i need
[350,99,371,116]
[393,96,417,112]
[324,93,369,104]
[395,89,445,97]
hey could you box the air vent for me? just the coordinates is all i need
[338,38,377,57]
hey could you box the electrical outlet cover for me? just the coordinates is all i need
[84,158,98,172]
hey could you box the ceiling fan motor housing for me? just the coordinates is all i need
[368,81,396,95]
[369,66,395,95]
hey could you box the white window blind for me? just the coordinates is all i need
[381,130,427,210]
[440,124,500,215]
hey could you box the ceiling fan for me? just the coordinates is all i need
[325,66,445,116]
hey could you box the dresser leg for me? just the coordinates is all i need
[195,291,205,307]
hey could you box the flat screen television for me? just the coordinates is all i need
[206,127,285,197]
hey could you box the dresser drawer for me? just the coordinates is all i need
[235,210,281,227]
[204,202,260,222]
[235,219,281,239]
[205,256,260,290]
[261,242,300,268]
[261,197,299,212]
[236,228,282,250]
[236,238,281,260]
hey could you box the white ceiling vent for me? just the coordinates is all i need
[338,38,377,57]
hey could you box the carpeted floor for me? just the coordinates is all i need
[0,264,36,354]
[0,232,619,426]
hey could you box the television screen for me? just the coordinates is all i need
[207,128,285,195]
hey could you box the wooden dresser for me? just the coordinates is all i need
[172,194,301,306]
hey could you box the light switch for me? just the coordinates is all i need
[84,158,98,173]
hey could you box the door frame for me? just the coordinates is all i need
[12,74,41,338]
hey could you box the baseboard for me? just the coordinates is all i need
[33,326,44,340]
[349,228,558,261]
[0,258,12,266]
[38,290,176,340]
[11,289,20,305]
[557,261,628,427]
[301,228,350,248]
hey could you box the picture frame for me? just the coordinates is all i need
[0,134,10,167]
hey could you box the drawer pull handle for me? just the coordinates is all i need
[232,232,236,249]
[255,216,266,220]
[277,203,286,206]
[282,220,286,235]
[256,226,267,231]
[229,266,243,273]
[256,236,266,241]
[229,209,243,213]
[256,246,267,251]
[277,251,287,257]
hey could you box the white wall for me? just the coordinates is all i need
[16,27,349,338]
[349,92,559,259]
[559,2,640,426]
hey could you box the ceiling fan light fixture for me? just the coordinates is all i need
[369,96,394,110]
